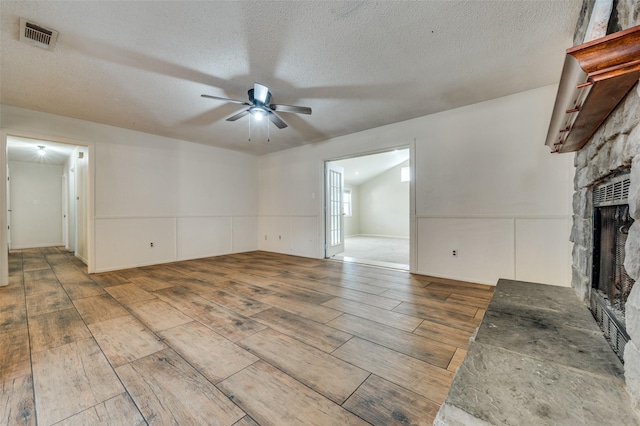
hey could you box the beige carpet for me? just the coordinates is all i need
[333,235,409,269]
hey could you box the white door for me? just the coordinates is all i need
[6,165,10,251]
[68,163,76,253]
[75,148,88,262]
[62,174,68,249]
[325,162,344,257]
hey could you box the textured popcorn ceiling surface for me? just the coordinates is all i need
[0,1,582,155]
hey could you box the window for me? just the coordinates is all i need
[401,166,410,182]
[343,188,352,217]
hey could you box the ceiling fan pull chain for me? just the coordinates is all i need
[248,114,252,142]
[267,116,270,142]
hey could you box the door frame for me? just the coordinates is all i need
[6,163,10,252]
[1,133,7,285]
[322,141,416,270]
[0,129,96,286]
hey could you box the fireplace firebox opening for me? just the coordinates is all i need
[591,171,635,361]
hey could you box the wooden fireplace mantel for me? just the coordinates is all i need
[545,25,640,153]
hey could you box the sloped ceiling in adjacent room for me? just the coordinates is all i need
[336,149,410,186]
[0,1,582,155]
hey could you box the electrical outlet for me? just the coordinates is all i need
[265,235,267,240]
[150,242,154,248]
[452,250,457,256]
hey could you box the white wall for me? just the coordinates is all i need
[1,105,259,273]
[0,85,573,286]
[344,184,360,236]
[258,85,574,286]
[359,160,409,238]
[8,161,63,249]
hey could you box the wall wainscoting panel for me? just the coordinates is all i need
[95,217,177,272]
[514,217,572,286]
[416,216,571,286]
[416,217,515,285]
[95,215,260,272]
[232,216,259,253]
[176,216,232,261]
[259,216,319,258]
[291,216,319,258]
[259,216,291,254]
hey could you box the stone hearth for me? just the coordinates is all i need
[435,280,638,425]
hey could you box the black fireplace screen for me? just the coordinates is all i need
[592,204,635,320]
[591,173,633,361]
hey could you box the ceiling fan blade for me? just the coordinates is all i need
[201,94,250,105]
[254,83,269,104]
[270,104,312,115]
[268,111,288,129]
[227,109,250,121]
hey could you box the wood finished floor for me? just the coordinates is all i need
[1,247,493,426]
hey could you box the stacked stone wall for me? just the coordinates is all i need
[570,0,640,408]
[571,83,640,300]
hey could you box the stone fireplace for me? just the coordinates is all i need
[570,0,640,407]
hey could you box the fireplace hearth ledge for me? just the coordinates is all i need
[434,279,639,425]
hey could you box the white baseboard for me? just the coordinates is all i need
[9,242,65,250]
[412,270,497,286]
[350,234,410,239]
[93,248,259,274]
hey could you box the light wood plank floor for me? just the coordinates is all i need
[1,247,493,425]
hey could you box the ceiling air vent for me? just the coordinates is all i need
[19,18,58,50]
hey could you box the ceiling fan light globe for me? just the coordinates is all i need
[250,107,267,120]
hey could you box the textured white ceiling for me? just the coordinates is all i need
[0,1,582,156]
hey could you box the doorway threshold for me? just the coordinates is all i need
[333,256,409,271]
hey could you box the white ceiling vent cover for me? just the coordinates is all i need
[19,18,58,50]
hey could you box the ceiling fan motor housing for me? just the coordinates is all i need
[248,88,271,106]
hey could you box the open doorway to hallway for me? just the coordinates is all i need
[6,136,89,265]
[325,148,410,270]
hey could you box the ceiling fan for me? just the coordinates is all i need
[201,82,311,129]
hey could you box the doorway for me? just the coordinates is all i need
[325,148,410,270]
[6,136,89,264]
